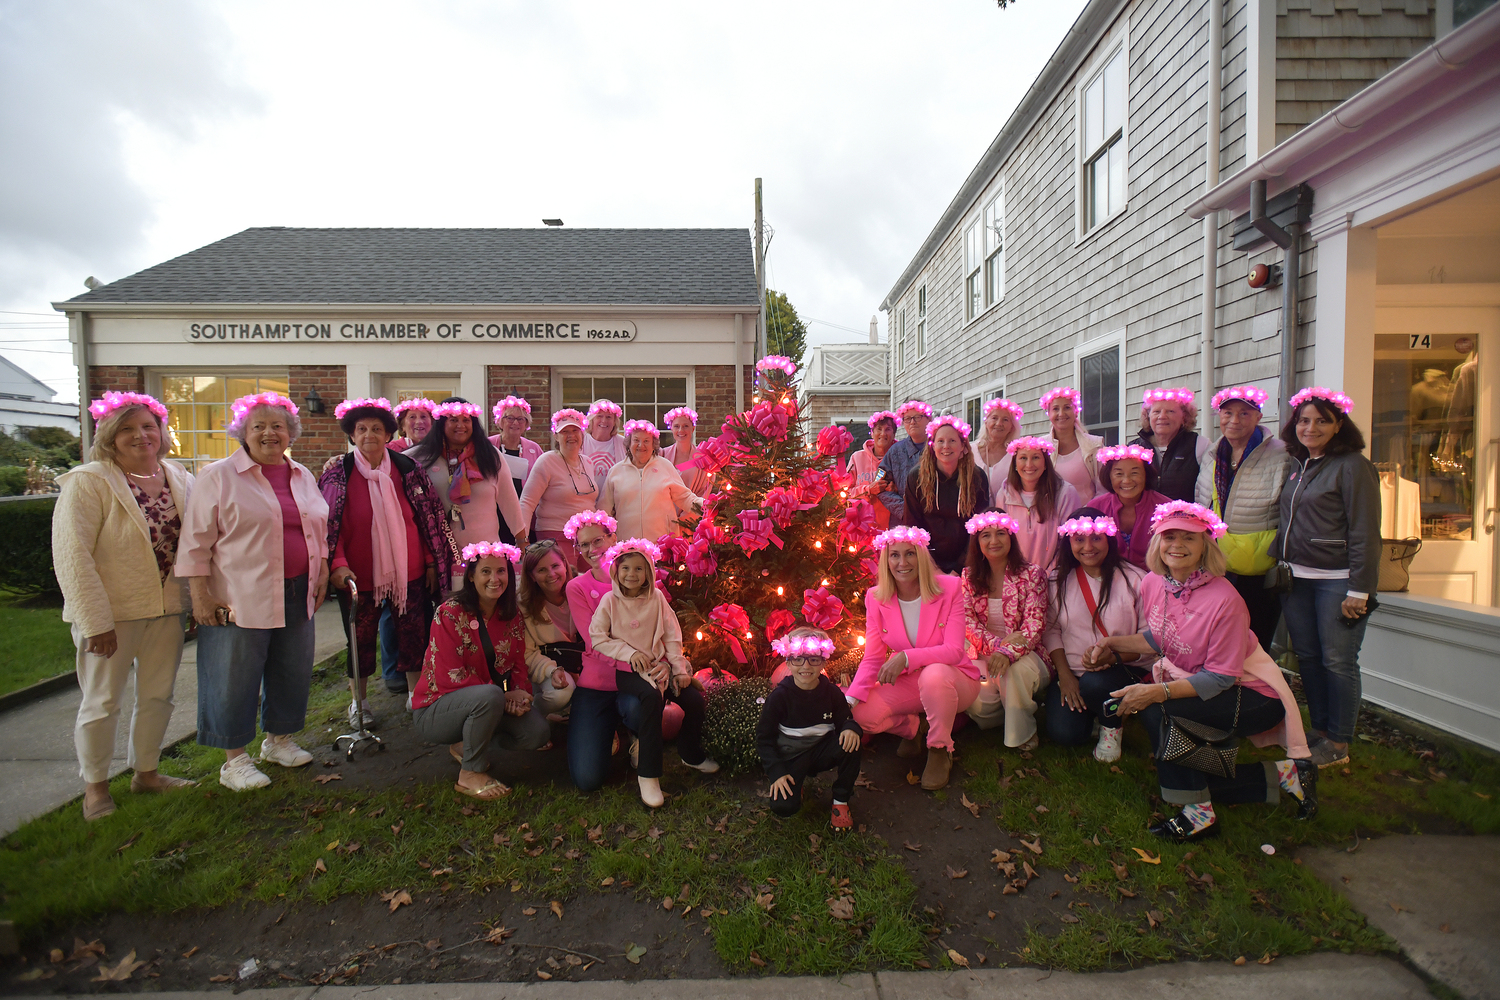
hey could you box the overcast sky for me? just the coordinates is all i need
[0,0,1090,403]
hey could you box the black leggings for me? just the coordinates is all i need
[767,732,861,817]
[1140,686,1285,806]
[614,670,706,779]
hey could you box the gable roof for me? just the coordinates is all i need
[60,227,760,309]
[0,355,58,401]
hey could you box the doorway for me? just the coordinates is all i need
[379,374,461,404]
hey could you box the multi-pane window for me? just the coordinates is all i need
[897,308,907,374]
[1082,48,1127,232]
[964,385,1005,436]
[1079,345,1121,445]
[159,372,289,472]
[984,193,1004,305]
[561,375,687,426]
[964,221,983,322]
[916,285,927,358]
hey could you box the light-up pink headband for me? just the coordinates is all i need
[756,355,797,376]
[663,407,698,426]
[334,397,393,420]
[1210,385,1269,411]
[1006,435,1055,456]
[1288,386,1354,415]
[89,391,168,425]
[460,540,522,564]
[873,525,931,550]
[491,396,532,423]
[867,410,899,429]
[622,420,660,439]
[230,391,298,419]
[1097,444,1153,465]
[965,510,1020,535]
[771,634,836,658]
[434,401,483,420]
[563,510,616,540]
[926,414,972,441]
[896,400,935,420]
[587,399,623,419]
[1143,388,1195,408]
[984,398,1024,422]
[393,398,437,418]
[1040,387,1081,412]
[603,537,663,572]
[551,408,587,434]
[1150,500,1227,539]
[1058,516,1119,537]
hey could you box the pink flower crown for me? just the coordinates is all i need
[662,407,698,426]
[622,419,660,439]
[587,399,622,419]
[603,537,662,572]
[460,540,522,565]
[230,391,298,419]
[1039,386,1081,412]
[756,355,797,377]
[333,397,393,420]
[434,401,483,420]
[1143,387,1195,407]
[896,400,935,420]
[1210,385,1269,411]
[1150,500,1227,539]
[926,414,972,441]
[392,398,437,418]
[1006,435,1055,456]
[873,525,931,550]
[1097,444,1153,465]
[966,510,1020,535]
[1058,515,1119,537]
[563,510,616,540]
[551,408,587,434]
[770,634,836,659]
[89,391,168,425]
[984,398,1024,422]
[491,395,532,422]
[1288,386,1354,415]
[867,410,899,429]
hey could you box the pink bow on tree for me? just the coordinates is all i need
[859,556,881,583]
[747,401,789,441]
[838,499,879,548]
[736,509,784,553]
[794,468,829,505]
[763,486,803,528]
[709,602,752,663]
[684,538,718,577]
[765,609,796,641]
[827,463,855,492]
[693,435,736,473]
[656,534,690,566]
[816,425,854,457]
[802,587,845,629]
[694,519,729,546]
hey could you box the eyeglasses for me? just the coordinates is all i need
[785,657,829,668]
[564,463,597,497]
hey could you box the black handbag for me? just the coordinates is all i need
[1158,685,1242,778]
[1264,560,1293,594]
[539,639,584,676]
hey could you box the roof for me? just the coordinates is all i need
[60,227,761,308]
[0,355,58,401]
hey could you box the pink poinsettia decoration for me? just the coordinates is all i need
[802,587,844,629]
[838,499,879,548]
[684,538,718,577]
[765,609,797,641]
[763,486,800,528]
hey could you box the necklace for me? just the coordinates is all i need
[126,468,162,479]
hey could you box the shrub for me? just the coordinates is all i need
[702,676,772,777]
[0,466,26,496]
[0,497,60,597]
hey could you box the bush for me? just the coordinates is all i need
[702,676,772,777]
[0,497,60,597]
[0,467,26,496]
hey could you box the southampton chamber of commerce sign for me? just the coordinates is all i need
[183,319,638,343]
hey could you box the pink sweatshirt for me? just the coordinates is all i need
[846,575,974,703]
[1139,572,1277,699]
[600,455,700,542]
[589,583,690,679]
[1042,563,1148,676]
[995,481,1083,575]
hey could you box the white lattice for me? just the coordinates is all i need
[822,350,888,386]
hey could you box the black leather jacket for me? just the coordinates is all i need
[1272,451,1382,595]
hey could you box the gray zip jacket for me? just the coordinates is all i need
[1272,451,1382,595]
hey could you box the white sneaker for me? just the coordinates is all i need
[1093,726,1123,763]
[347,700,378,730]
[220,754,271,791]
[683,756,720,774]
[259,733,314,768]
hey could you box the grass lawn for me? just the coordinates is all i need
[0,591,75,696]
[2,657,1497,981]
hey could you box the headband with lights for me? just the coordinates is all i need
[965,510,1021,535]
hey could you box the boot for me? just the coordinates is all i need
[920,747,952,790]
[897,719,928,758]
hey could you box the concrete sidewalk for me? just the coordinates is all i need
[0,603,346,837]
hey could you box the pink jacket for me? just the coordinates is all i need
[175,448,329,629]
[489,434,545,481]
[846,575,974,703]
[960,564,1048,665]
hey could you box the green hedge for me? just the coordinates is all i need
[0,498,60,597]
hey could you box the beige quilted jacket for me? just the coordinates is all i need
[53,460,194,638]
[1194,435,1291,534]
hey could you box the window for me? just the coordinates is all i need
[1077,340,1122,445]
[964,222,982,322]
[916,285,927,358]
[984,192,1004,305]
[561,375,686,426]
[897,308,907,374]
[963,381,1006,433]
[1082,48,1126,232]
[158,372,289,472]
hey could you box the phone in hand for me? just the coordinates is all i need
[1101,696,1123,718]
[1341,594,1379,628]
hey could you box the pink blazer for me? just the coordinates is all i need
[846,574,975,703]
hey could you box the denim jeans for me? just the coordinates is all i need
[1139,686,1286,805]
[196,575,316,749]
[378,603,402,687]
[1044,663,1141,745]
[567,685,644,792]
[1281,576,1367,743]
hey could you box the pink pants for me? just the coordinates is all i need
[851,663,980,751]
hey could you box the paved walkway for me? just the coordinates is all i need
[0,604,346,837]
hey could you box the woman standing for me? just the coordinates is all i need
[176,391,329,791]
[1133,388,1210,502]
[519,539,581,720]
[1195,386,1291,653]
[847,527,976,791]
[876,400,933,523]
[518,409,599,570]
[390,399,436,452]
[1092,445,1172,569]
[581,399,627,492]
[1042,511,1147,761]
[412,542,551,801]
[1087,501,1315,841]
[601,420,703,542]
[489,396,545,500]
[850,410,898,485]
[405,398,526,570]
[1040,387,1103,501]
[54,392,196,820]
[995,437,1081,575]
[1274,387,1381,769]
[901,415,992,573]
[319,398,455,721]
[959,511,1050,749]
[660,407,715,496]
[974,398,1022,484]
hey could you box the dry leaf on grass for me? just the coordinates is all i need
[1112,862,1129,880]
[1147,910,1163,928]
[906,771,921,785]
[391,821,403,835]
[1023,861,1039,880]
[1020,838,1043,855]
[1063,874,1079,884]
[1132,848,1161,864]
[1060,914,1080,924]
[754,892,775,912]
[961,793,981,818]
[484,926,515,944]
[380,889,412,913]
[92,951,144,983]
[313,858,327,874]
[325,839,340,851]
[1035,805,1049,813]
[991,849,1011,863]
[828,897,855,920]
[662,897,674,910]
[747,952,767,967]
[116,833,141,853]
[70,939,106,962]
[902,840,922,852]
[946,865,968,879]
[312,773,342,784]
[1119,888,1137,898]
[48,948,64,963]
[1258,953,1275,965]
[600,877,615,886]
[647,826,664,842]
[1233,956,1247,966]
[522,907,537,916]
[625,944,648,964]
[947,949,970,968]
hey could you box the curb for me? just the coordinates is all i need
[0,671,77,715]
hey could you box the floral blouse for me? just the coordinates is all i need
[960,563,1048,668]
[128,480,181,584]
[412,598,531,710]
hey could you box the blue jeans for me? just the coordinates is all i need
[1281,576,1367,744]
[196,575,316,749]
[567,685,644,792]
[1044,663,1141,745]
[378,604,403,688]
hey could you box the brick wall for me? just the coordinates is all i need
[88,366,144,398]
[693,365,753,434]
[288,365,346,472]
[486,365,552,447]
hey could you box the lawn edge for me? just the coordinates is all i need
[0,671,76,713]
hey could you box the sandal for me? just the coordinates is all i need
[130,773,197,794]
[449,743,463,765]
[454,780,510,801]
[82,793,116,822]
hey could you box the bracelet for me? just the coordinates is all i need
[1113,650,1123,665]
[1160,682,1171,703]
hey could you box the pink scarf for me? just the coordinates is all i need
[353,447,409,613]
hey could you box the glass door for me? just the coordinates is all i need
[379,375,460,404]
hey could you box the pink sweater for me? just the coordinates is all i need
[846,575,974,703]
[1139,572,1276,699]
[519,451,600,532]
[995,481,1083,575]
[1041,563,1148,676]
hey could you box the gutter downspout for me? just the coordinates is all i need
[734,313,745,412]
[1249,178,1301,416]
[71,311,91,453]
[1201,0,1222,411]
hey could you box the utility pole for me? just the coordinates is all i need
[754,178,766,361]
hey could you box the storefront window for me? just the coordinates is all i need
[159,373,289,472]
[561,375,688,427]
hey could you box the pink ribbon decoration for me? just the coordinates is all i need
[859,556,881,583]
[684,537,718,577]
[656,534,690,566]
[694,519,729,546]
[765,609,797,641]
[748,401,789,441]
[826,463,855,493]
[763,487,802,528]
[735,509,784,553]
[801,587,845,629]
[838,499,879,548]
[709,602,752,663]
[816,424,853,457]
[794,469,829,505]
[693,435,735,473]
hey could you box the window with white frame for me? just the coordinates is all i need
[157,371,289,473]
[1081,47,1127,233]
[963,380,1006,432]
[916,284,927,357]
[964,221,982,322]
[1076,333,1124,445]
[984,192,1004,305]
[896,307,907,374]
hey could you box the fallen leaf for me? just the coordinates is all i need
[343,842,361,854]
[312,773,342,784]
[902,840,922,852]
[325,839,340,851]
[48,948,64,963]
[1112,862,1129,880]
[380,889,412,913]
[485,926,514,944]
[1476,791,1492,800]
[1023,861,1039,880]
[1109,765,1122,774]
[679,883,691,901]
[828,897,855,920]
[92,951,144,983]
[564,954,583,967]
[1002,884,1018,895]
[69,939,105,961]
[987,910,997,918]
[754,892,775,912]
[1060,914,1080,924]
[391,821,404,835]
[747,952,766,968]
[313,858,327,873]
[991,849,1011,864]
[545,956,561,969]
[1389,902,1408,914]
[662,897,674,910]
[947,949,970,968]
[1020,838,1042,855]
[961,793,981,818]
[535,970,552,980]
[1258,953,1274,965]
[625,944,648,964]
[1147,910,1163,928]
[1092,833,1101,846]
[522,907,537,916]
[977,952,987,964]
[367,806,385,818]
[547,900,564,920]
[1035,805,1050,814]
[946,865,968,879]
[1234,956,1246,966]
[116,832,141,853]
[1064,874,1079,884]
[209,973,233,982]
[906,771,920,785]
[1119,887,1138,899]
[1132,848,1161,865]
[600,877,615,886]
[915,959,932,969]
[647,826,664,842]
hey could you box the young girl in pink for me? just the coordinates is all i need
[589,537,718,806]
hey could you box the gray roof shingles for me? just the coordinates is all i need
[65,227,760,307]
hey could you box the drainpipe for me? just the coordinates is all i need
[71,311,91,452]
[1200,0,1223,410]
[1249,178,1300,416]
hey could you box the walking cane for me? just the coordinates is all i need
[334,580,385,760]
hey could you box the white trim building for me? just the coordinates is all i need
[0,357,78,436]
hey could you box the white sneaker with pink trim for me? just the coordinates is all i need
[1093,726,1123,763]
